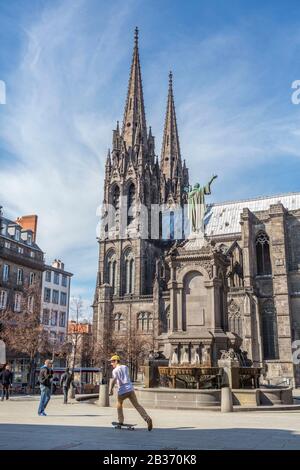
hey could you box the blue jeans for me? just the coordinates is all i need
[38,385,51,414]
[63,386,69,404]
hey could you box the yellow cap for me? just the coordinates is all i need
[110,354,120,361]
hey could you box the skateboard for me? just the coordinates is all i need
[112,421,136,430]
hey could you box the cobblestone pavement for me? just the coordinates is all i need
[1,396,300,450]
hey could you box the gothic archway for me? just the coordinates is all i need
[105,250,117,294]
[122,247,135,295]
[127,182,136,226]
[256,231,272,275]
[182,271,206,331]
[260,299,278,360]
[228,300,243,337]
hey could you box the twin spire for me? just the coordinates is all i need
[122,27,147,150]
[160,71,181,180]
[121,29,181,177]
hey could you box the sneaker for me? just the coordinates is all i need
[146,418,153,431]
[42,411,47,416]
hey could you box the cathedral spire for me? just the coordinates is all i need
[122,27,147,150]
[160,71,181,181]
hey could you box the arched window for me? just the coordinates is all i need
[161,306,169,333]
[228,301,243,337]
[261,300,279,360]
[127,183,136,226]
[170,211,175,240]
[159,211,162,239]
[183,271,206,331]
[144,184,150,207]
[112,185,120,228]
[137,312,153,332]
[123,249,134,294]
[105,251,117,294]
[256,231,271,275]
[114,313,124,332]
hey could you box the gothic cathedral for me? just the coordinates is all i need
[93,29,300,386]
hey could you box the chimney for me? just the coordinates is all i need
[52,259,64,270]
[16,215,38,242]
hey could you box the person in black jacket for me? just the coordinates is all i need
[60,367,73,404]
[37,359,53,416]
[0,364,13,401]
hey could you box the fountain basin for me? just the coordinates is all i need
[109,387,294,410]
[111,387,221,409]
[158,366,221,389]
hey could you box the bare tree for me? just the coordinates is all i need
[110,323,153,381]
[67,296,87,370]
[0,283,51,392]
[91,311,153,382]
[91,325,118,383]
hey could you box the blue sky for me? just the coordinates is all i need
[1,0,300,316]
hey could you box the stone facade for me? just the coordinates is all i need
[93,30,300,386]
[41,259,73,344]
[0,211,44,314]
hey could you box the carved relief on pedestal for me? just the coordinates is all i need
[200,260,214,279]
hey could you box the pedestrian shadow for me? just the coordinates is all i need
[0,423,299,450]
[49,414,104,417]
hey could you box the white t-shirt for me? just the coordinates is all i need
[112,365,134,395]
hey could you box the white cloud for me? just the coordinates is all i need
[0,0,134,318]
[1,1,300,320]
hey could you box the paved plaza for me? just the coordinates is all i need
[1,396,300,450]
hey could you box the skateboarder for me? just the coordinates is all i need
[108,355,153,431]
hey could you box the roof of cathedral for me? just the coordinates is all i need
[205,191,300,236]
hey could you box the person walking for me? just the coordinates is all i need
[108,355,153,431]
[38,359,53,416]
[60,367,73,404]
[0,364,13,401]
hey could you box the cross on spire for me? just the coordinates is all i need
[134,26,139,46]
[121,27,147,150]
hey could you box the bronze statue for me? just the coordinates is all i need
[186,175,217,234]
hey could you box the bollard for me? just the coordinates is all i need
[68,386,75,400]
[221,386,233,412]
[98,383,110,407]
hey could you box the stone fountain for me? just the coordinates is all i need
[132,347,295,410]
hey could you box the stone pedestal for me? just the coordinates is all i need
[218,358,240,388]
[143,359,169,388]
